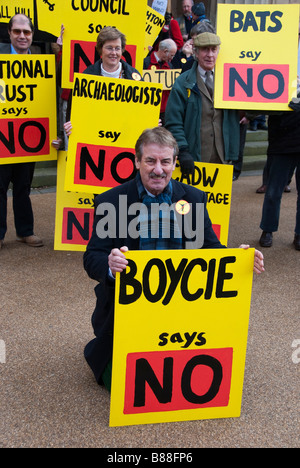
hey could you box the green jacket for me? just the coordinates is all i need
[165,62,240,162]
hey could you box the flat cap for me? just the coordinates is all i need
[193,32,221,47]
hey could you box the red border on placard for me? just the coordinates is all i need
[124,348,233,414]
[0,118,49,158]
[223,63,289,103]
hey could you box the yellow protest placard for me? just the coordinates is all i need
[142,68,182,91]
[0,54,57,164]
[0,0,34,24]
[59,0,148,89]
[144,6,165,58]
[110,248,254,427]
[215,4,300,111]
[36,0,62,37]
[173,162,233,246]
[64,73,162,194]
[54,151,94,252]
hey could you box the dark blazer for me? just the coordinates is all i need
[0,43,36,54]
[0,44,11,54]
[267,111,300,156]
[83,58,141,80]
[83,177,225,384]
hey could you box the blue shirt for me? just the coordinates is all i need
[10,45,31,54]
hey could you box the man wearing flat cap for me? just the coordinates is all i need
[165,31,240,175]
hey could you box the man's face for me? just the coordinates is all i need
[194,45,220,71]
[101,38,122,71]
[135,144,177,196]
[182,0,193,17]
[9,16,33,54]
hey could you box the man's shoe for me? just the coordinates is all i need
[256,185,267,194]
[294,234,300,251]
[284,185,291,193]
[16,235,44,247]
[259,231,273,247]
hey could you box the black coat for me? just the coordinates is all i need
[267,110,300,156]
[83,58,141,80]
[83,177,225,384]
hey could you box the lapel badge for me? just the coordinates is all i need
[132,73,141,81]
[175,200,191,215]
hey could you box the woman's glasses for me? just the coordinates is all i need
[103,46,122,52]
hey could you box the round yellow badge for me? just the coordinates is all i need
[175,200,191,215]
[132,73,141,81]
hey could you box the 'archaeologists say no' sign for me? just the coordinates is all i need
[65,74,162,195]
[110,248,255,427]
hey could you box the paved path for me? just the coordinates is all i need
[0,174,299,448]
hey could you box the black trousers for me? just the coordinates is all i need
[0,162,35,240]
[260,154,299,235]
[233,122,247,177]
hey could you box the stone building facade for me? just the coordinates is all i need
[149,1,299,28]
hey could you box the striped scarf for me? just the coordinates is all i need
[135,173,182,250]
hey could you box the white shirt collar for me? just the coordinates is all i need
[101,62,122,78]
[198,64,214,80]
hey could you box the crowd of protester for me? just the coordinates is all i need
[2,0,300,392]
[0,1,299,256]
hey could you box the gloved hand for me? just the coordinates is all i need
[178,149,195,176]
[288,97,300,113]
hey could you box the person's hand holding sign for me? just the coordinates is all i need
[64,121,72,136]
[108,246,129,277]
[239,244,265,275]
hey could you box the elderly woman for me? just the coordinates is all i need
[64,26,142,136]
[83,26,141,80]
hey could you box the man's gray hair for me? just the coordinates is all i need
[135,127,179,162]
[158,38,177,52]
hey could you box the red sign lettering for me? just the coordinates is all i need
[212,224,221,240]
[74,143,136,188]
[0,118,49,158]
[124,348,233,414]
[223,63,289,103]
[62,207,94,245]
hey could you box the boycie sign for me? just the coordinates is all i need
[110,248,255,427]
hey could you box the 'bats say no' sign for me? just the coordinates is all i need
[215,4,299,111]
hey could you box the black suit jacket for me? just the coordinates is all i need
[0,44,11,53]
[0,43,36,54]
[83,177,225,383]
